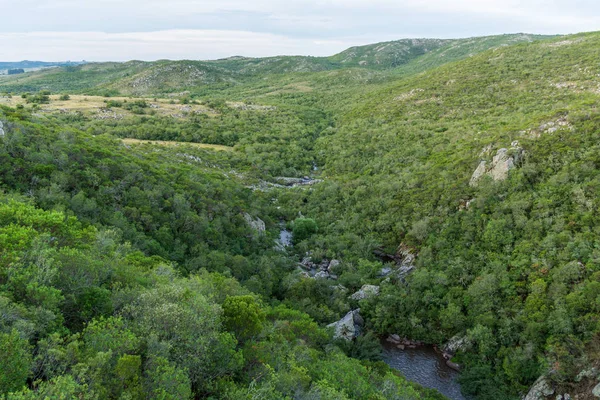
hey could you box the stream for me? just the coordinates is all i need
[381,340,467,400]
[278,222,465,399]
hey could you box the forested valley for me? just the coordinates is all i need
[1,32,600,400]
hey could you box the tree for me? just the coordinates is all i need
[222,295,266,342]
[0,330,32,395]
[292,218,318,243]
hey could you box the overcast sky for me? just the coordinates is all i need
[1,0,599,61]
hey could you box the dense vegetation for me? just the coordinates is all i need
[1,31,600,399]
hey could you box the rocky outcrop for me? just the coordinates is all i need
[375,243,417,279]
[327,309,363,341]
[470,142,524,186]
[0,120,4,137]
[523,376,554,400]
[243,213,265,234]
[443,335,471,355]
[274,176,323,187]
[299,256,339,280]
[349,284,380,300]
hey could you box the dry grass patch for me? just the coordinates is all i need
[121,138,233,152]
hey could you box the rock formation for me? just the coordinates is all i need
[327,309,363,341]
[523,376,554,400]
[470,142,524,186]
[349,284,380,300]
[243,213,265,233]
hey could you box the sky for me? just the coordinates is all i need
[1,0,599,61]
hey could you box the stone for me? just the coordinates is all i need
[575,367,598,382]
[470,144,524,186]
[523,376,555,400]
[327,259,341,272]
[389,334,401,342]
[443,335,471,355]
[313,271,329,279]
[593,383,600,398]
[243,213,265,233]
[446,360,461,371]
[0,121,4,137]
[300,256,315,270]
[327,309,362,341]
[469,161,487,186]
[350,284,380,300]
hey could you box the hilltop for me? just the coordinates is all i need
[0,34,549,95]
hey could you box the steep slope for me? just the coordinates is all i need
[288,31,600,398]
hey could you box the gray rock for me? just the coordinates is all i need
[332,285,348,294]
[300,256,315,270]
[443,335,471,355]
[327,309,362,341]
[327,259,341,272]
[523,376,554,400]
[0,120,5,137]
[243,213,265,233]
[469,161,487,186]
[387,334,401,344]
[314,271,329,279]
[470,144,524,186]
[593,383,600,398]
[350,284,380,300]
[575,367,598,382]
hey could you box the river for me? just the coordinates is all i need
[381,340,467,400]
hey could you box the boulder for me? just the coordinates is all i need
[593,383,600,398]
[314,271,329,279]
[446,360,461,371]
[523,376,554,400]
[243,213,265,233]
[0,121,4,137]
[443,335,471,355]
[327,309,362,341]
[388,334,401,343]
[469,161,487,186]
[327,259,341,272]
[300,256,315,270]
[350,284,380,300]
[575,367,598,382]
[470,143,524,186]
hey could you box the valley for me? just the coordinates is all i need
[1,31,600,400]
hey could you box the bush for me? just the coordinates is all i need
[292,218,318,243]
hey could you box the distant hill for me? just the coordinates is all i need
[0,60,85,70]
[0,34,551,95]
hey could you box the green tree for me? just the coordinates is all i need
[292,218,318,243]
[0,330,32,395]
[222,295,266,342]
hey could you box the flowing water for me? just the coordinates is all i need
[381,341,467,400]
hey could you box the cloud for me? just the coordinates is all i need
[0,30,359,61]
[1,0,599,60]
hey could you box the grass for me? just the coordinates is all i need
[0,95,218,118]
[121,138,233,151]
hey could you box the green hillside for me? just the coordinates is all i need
[0,34,549,96]
[1,31,600,400]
